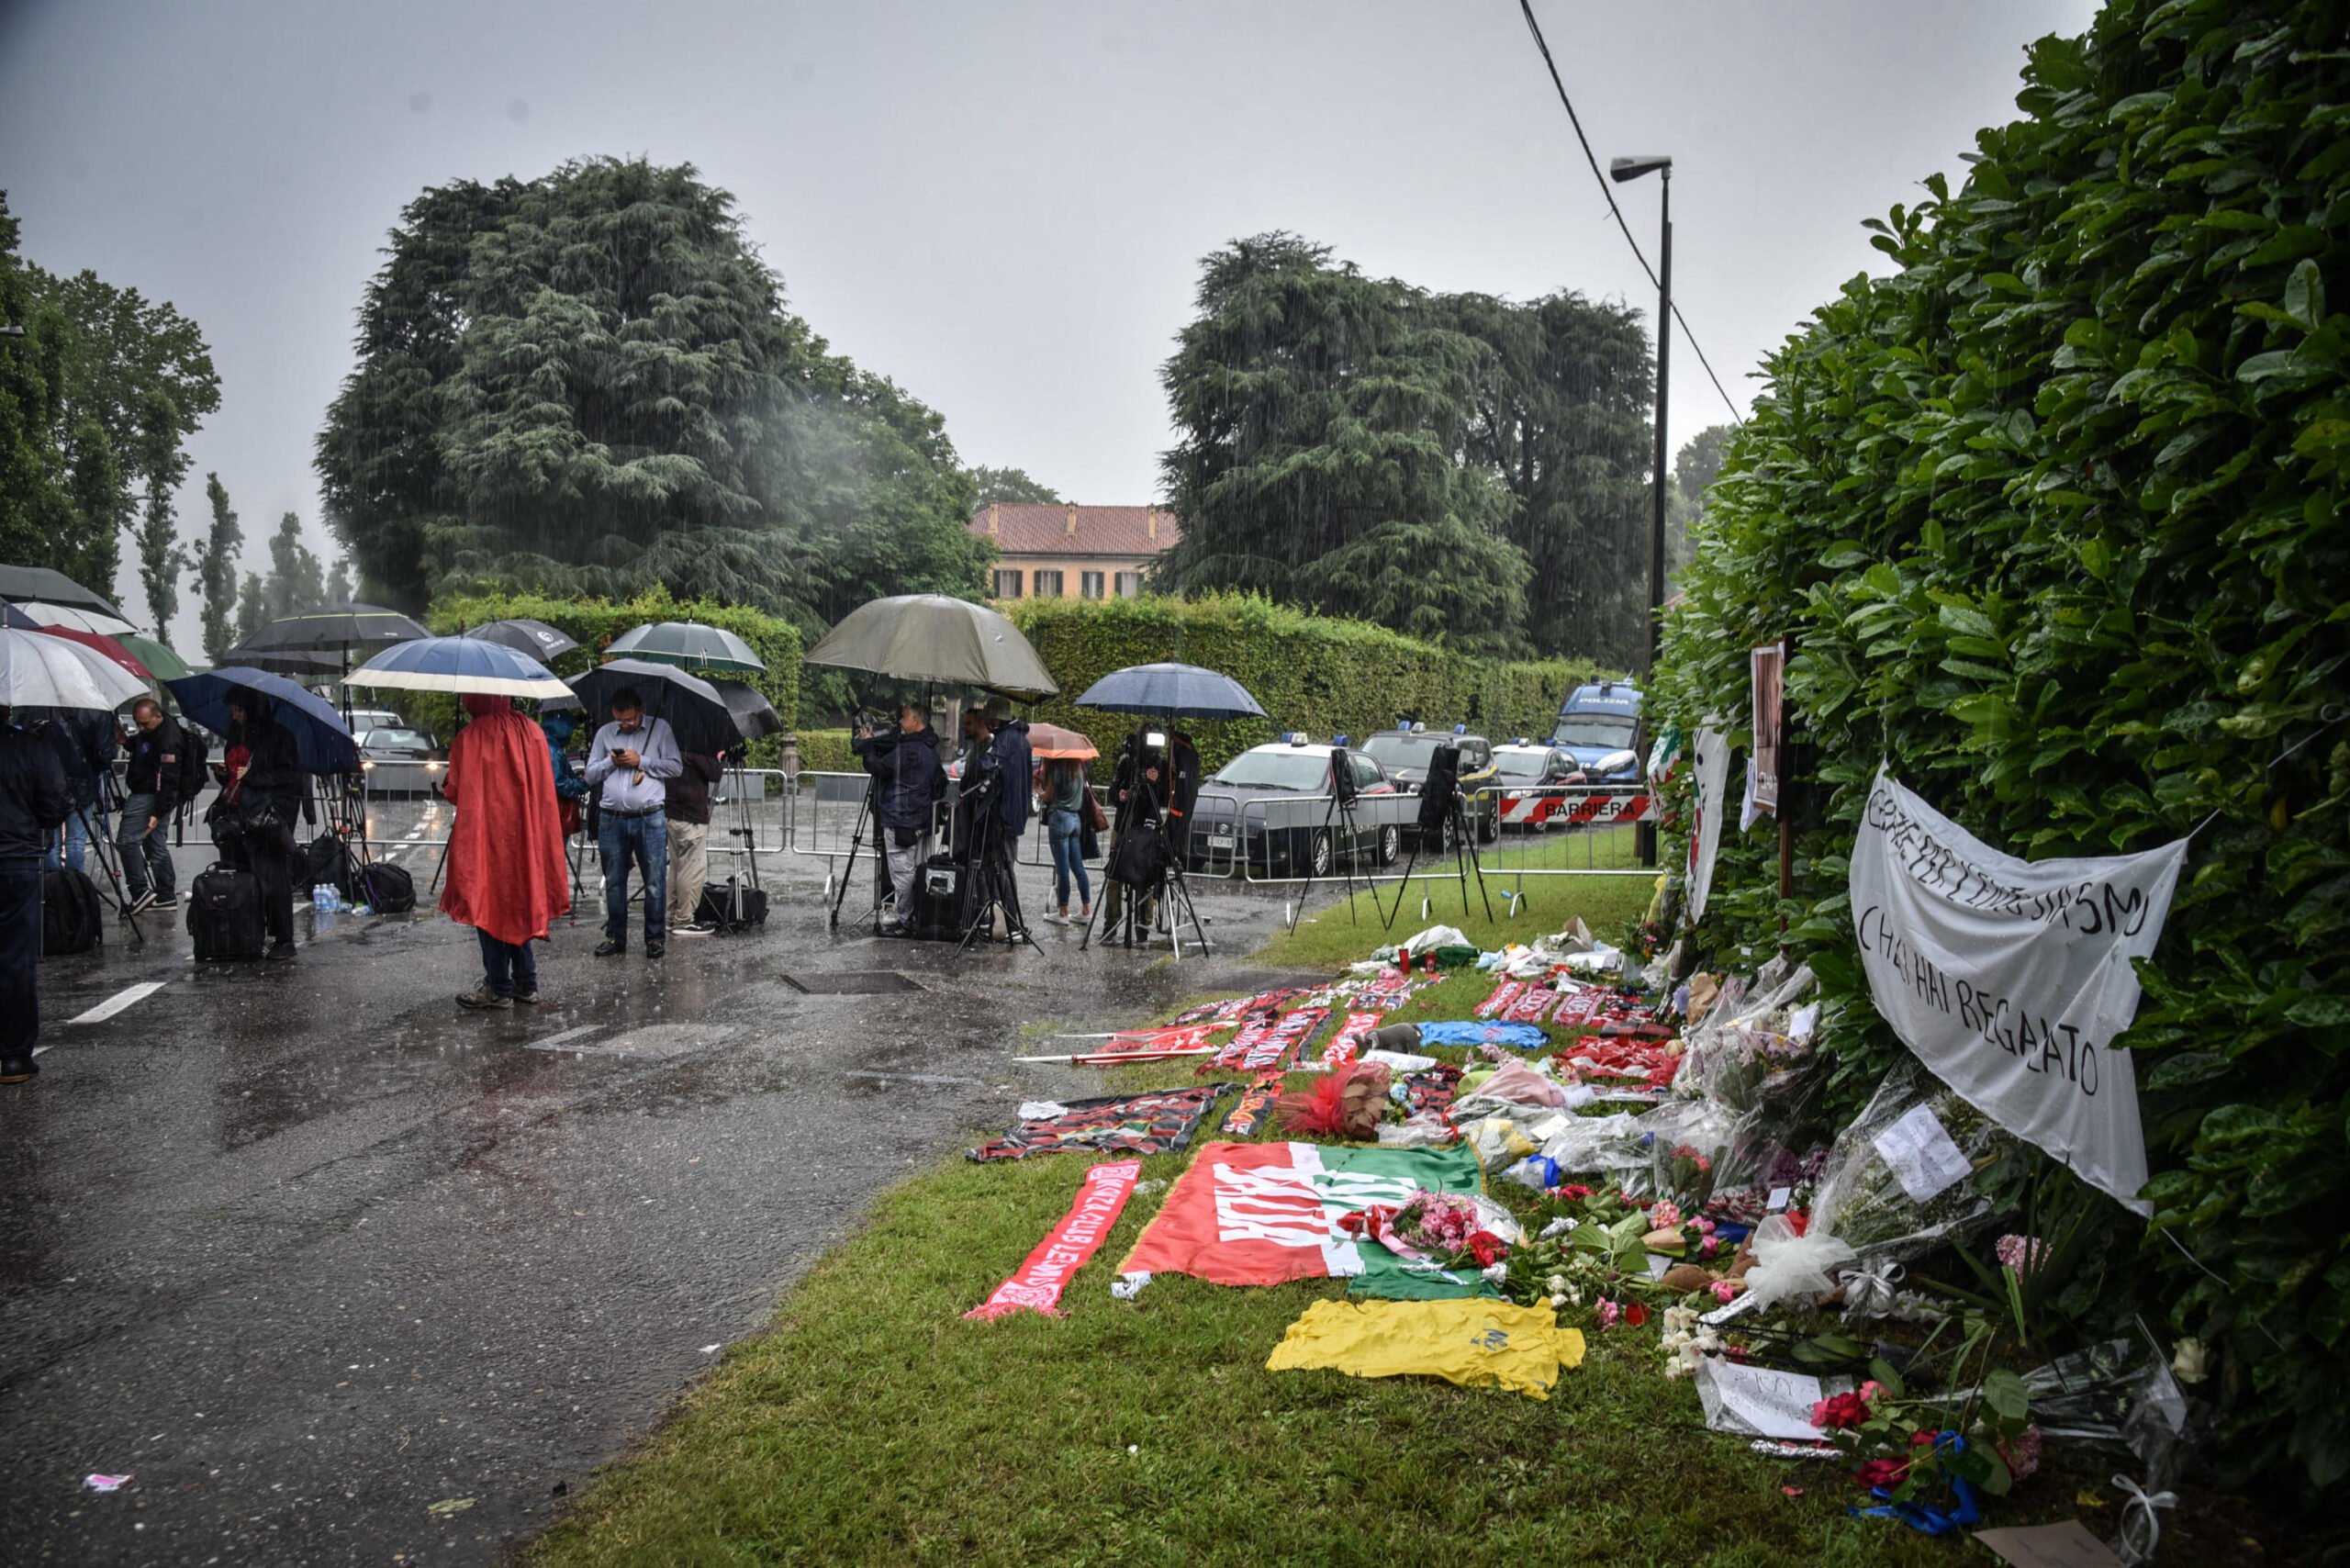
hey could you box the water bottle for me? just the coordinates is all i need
[311,883,330,910]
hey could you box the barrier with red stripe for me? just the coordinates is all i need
[1485,788,1654,829]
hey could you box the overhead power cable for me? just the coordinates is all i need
[1516,0,1745,424]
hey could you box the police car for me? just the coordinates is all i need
[1186,734,1414,878]
[1358,722,1500,847]
[1490,742,1587,831]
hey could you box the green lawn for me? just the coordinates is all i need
[526,922,2187,1567]
[1253,851,1656,973]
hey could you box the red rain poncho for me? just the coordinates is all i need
[439,695,572,945]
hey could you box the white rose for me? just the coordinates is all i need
[1549,1293,1567,1308]
[2171,1337,2210,1385]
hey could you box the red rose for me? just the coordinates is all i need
[1624,1301,1650,1327]
[1466,1231,1505,1267]
[1809,1392,1872,1430]
[1558,1184,1594,1201]
[1852,1458,1910,1491]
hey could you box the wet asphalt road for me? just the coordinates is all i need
[0,810,1337,1565]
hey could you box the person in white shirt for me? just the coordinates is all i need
[581,689,681,958]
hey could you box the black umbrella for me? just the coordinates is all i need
[714,679,785,741]
[565,658,738,756]
[464,617,581,661]
[229,601,431,676]
[0,564,127,619]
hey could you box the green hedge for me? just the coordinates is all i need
[408,588,803,766]
[797,728,856,775]
[1007,593,1617,771]
[1653,0,2350,1491]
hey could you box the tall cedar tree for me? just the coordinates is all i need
[316,158,986,630]
[1158,233,1655,663]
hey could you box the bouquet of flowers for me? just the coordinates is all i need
[1811,1062,2010,1261]
[1340,1189,1511,1270]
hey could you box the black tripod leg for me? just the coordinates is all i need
[1453,801,1494,924]
[828,785,875,929]
[1378,842,1422,932]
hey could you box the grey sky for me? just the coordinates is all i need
[1,0,2098,646]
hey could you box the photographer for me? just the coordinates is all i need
[1102,725,1172,933]
[119,697,185,911]
[211,694,303,961]
[3,707,74,1085]
[853,703,943,932]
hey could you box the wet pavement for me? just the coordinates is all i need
[0,809,1339,1564]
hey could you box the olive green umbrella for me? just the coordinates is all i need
[605,620,766,673]
[803,594,1058,700]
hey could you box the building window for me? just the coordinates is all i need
[1033,569,1065,597]
[1114,571,1143,599]
[1080,570,1105,599]
[992,568,1023,599]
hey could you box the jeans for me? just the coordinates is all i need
[0,861,39,1060]
[884,827,930,921]
[477,928,538,997]
[117,791,176,900]
[1046,808,1090,910]
[667,818,708,922]
[598,811,668,946]
[43,809,95,874]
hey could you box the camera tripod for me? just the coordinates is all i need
[1080,768,1211,957]
[1286,769,1374,934]
[826,772,886,931]
[957,769,1032,950]
[1379,784,1494,930]
[62,787,146,946]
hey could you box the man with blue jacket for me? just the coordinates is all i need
[854,702,943,932]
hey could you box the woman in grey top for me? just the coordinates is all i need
[1040,757,1092,924]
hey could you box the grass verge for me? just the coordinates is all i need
[529,892,2182,1568]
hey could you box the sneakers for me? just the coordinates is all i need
[0,1053,36,1085]
[127,890,158,914]
[151,893,178,911]
[513,989,541,1005]
[672,922,716,937]
[456,985,511,1011]
[645,941,666,959]
[265,940,298,962]
[594,939,626,958]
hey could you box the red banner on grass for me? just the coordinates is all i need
[964,1160,1142,1321]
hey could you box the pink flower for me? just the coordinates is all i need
[1649,1199,1684,1229]
[1996,1234,2047,1276]
[1996,1424,2042,1482]
[1700,1235,1721,1258]
[1693,1217,1717,1235]
[1859,1380,1885,1404]
[1595,1298,1621,1331]
[1709,1279,1738,1304]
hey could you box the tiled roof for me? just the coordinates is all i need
[969,503,1181,558]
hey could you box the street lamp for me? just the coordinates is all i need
[1612,153,1670,868]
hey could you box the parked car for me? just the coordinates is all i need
[345,707,408,736]
[1549,681,1642,783]
[1490,743,1588,832]
[356,726,445,796]
[1186,737,1413,878]
[1359,724,1499,847]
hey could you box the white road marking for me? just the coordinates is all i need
[67,981,167,1026]
[532,1025,604,1049]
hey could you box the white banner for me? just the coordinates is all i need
[1685,727,1730,924]
[1849,771,2186,1215]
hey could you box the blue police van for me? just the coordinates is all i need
[1549,681,1641,784]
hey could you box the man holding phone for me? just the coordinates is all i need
[582,688,681,958]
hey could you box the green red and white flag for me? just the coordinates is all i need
[1116,1141,1493,1301]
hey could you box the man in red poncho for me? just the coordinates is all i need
[441,693,573,1010]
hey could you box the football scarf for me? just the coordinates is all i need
[965,1160,1140,1320]
[966,1085,1229,1162]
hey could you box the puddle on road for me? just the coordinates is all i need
[523,1023,738,1059]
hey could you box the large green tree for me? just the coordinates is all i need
[970,465,1062,505]
[187,472,242,663]
[19,253,217,624]
[260,511,324,620]
[1158,234,1533,658]
[316,157,987,630]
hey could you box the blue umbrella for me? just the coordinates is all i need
[165,667,360,775]
[1073,662,1266,722]
[346,634,574,700]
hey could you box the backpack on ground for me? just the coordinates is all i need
[187,862,265,960]
[910,853,969,942]
[303,832,353,899]
[694,877,767,934]
[352,860,416,915]
[40,866,103,957]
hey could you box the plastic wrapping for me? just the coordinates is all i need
[2020,1338,2192,1488]
[1741,1213,1857,1310]
[1464,1115,1538,1171]
[1808,1059,2009,1263]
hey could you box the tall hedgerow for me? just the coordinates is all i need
[1655,0,2350,1488]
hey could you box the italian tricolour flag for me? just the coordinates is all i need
[1117,1140,1493,1300]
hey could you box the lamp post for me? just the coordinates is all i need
[1611,153,1671,868]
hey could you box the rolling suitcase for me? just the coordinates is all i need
[187,862,266,960]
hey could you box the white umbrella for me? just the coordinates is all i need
[16,600,139,637]
[0,627,151,711]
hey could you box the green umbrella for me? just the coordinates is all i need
[604,620,766,673]
[116,633,192,680]
[803,594,1058,700]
